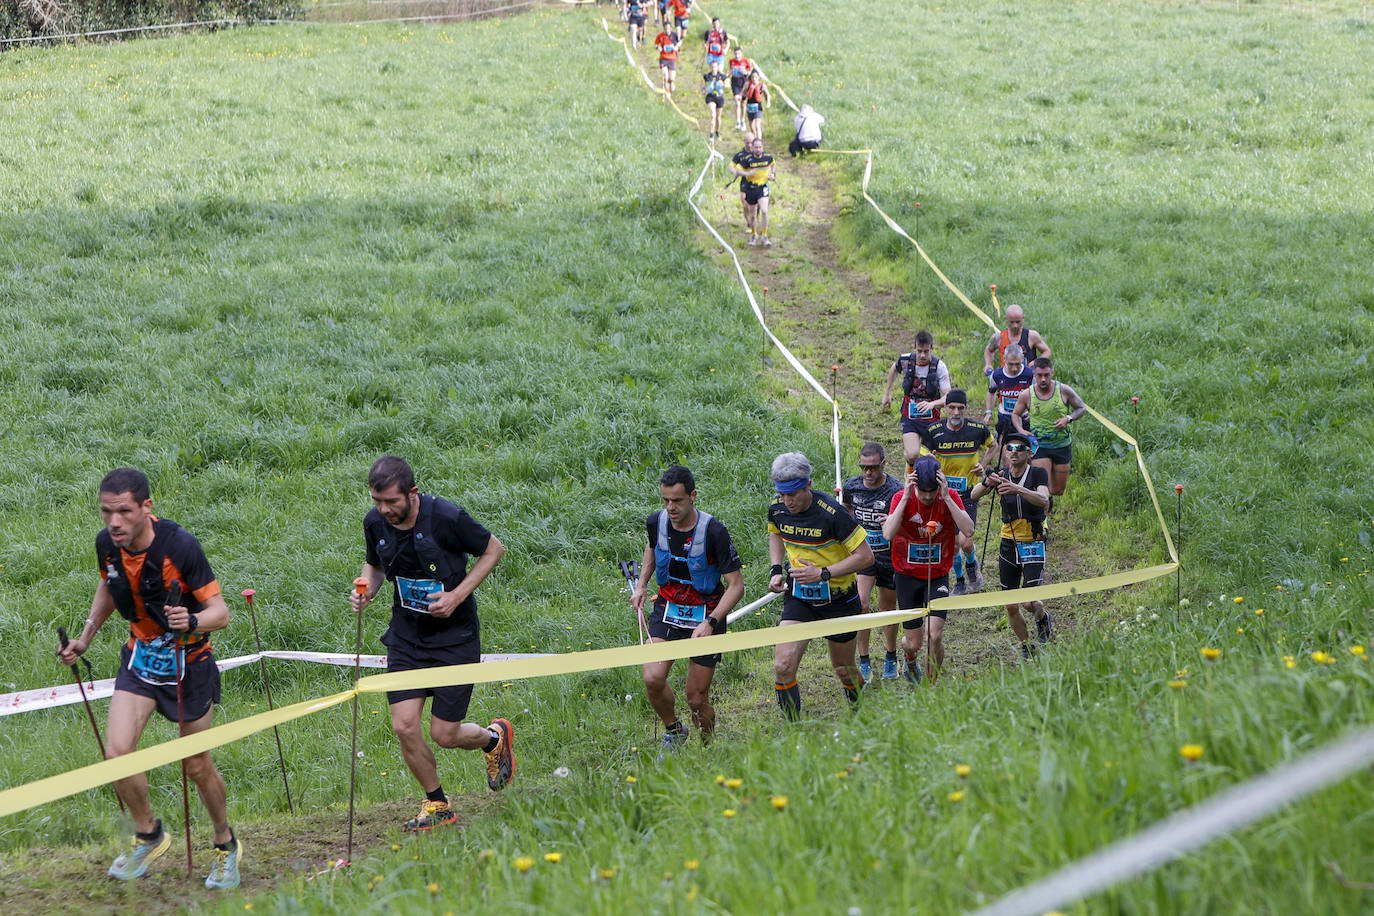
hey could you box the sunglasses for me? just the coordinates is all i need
[1005,443,1030,453]
[858,463,883,471]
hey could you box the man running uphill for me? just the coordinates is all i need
[767,452,875,719]
[729,135,775,247]
[631,466,745,753]
[58,468,242,888]
[350,456,513,832]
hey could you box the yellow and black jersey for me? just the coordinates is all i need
[918,419,992,497]
[767,491,867,591]
[737,151,774,188]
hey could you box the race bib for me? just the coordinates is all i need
[129,634,181,686]
[945,475,968,493]
[1015,541,1046,563]
[865,529,890,550]
[792,579,831,604]
[397,576,443,615]
[1001,395,1019,414]
[663,601,707,629]
[906,401,933,421]
[906,542,942,565]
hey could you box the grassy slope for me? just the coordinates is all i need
[0,2,1370,913]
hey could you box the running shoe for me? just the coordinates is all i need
[951,579,967,597]
[904,659,923,684]
[658,726,689,760]
[405,797,458,832]
[762,237,773,247]
[1037,612,1053,645]
[748,235,758,247]
[485,719,515,791]
[967,564,983,591]
[859,658,873,682]
[205,838,243,889]
[108,827,171,880]
[881,656,899,680]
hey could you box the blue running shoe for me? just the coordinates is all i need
[859,658,873,682]
[881,656,898,680]
[205,837,243,889]
[1037,612,1053,645]
[108,827,171,881]
[904,659,923,684]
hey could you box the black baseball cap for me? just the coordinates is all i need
[914,455,941,491]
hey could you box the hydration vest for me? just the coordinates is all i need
[902,354,943,400]
[369,495,463,589]
[998,327,1033,367]
[96,519,199,646]
[653,510,722,595]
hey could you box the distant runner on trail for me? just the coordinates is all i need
[701,59,728,141]
[668,0,691,41]
[1012,357,1085,507]
[728,134,776,247]
[984,303,1051,375]
[882,456,974,684]
[842,442,904,682]
[58,467,242,888]
[630,466,745,754]
[985,343,1035,439]
[917,389,997,596]
[728,46,754,131]
[881,330,952,471]
[969,431,1052,661]
[767,452,875,720]
[350,455,513,833]
[654,25,680,95]
[624,0,647,49]
[731,130,756,233]
[740,69,771,141]
[703,17,729,67]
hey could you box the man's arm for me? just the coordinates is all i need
[57,581,118,664]
[1030,330,1051,360]
[984,331,1000,372]
[880,358,901,409]
[1011,389,1031,434]
[631,541,655,613]
[1056,383,1087,428]
[768,530,788,593]
[429,533,505,617]
[349,562,387,614]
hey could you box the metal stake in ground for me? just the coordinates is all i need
[1175,484,1184,613]
[990,284,1000,318]
[346,576,369,866]
[168,580,193,878]
[242,589,294,813]
[56,625,124,813]
[1132,396,1141,507]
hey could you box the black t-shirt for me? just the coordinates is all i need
[993,465,1049,541]
[364,495,492,648]
[841,473,903,558]
[646,511,742,607]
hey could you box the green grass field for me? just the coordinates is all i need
[1,1,1371,913]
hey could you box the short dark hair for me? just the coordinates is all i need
[914,330,934,347]
[859,441,886,461]
[369,455,415,494]
[100,468,150,503]
[1033,357,1053,370]
[660,465,696,493]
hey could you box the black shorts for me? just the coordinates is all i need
[995,415,1017,439]
[705,92,724,107]
[731,75,747,96]
[743,183,769,205]
[950,495,978,526]
[629,14,645,25]
[894,572,950,629]
[999,537,1045,594]
[115,642,221,723]
[746,102,762,118]
[857,555,896,591]
[900,415,936,437]
[674,15,689,27]
[647,598,725,667]
[661,58,677,71]
[781,586,861,643]
[384,634,481,723]
[1035,443,1072,466]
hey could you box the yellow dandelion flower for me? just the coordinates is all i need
[1311,651,1331,663]
[514,856,534,872]
[834,770,849,779]
[852,753,863,764]
[686,885,700,901]
[1176,668,1189,678]
[1233,596,1244,604]
[1201,647,1221,661]
[427,882,440,894]
[955,764,972,778]
[1236,627,1245,634]
[724,777,743,789]
[771,795,789,810]
[390,844,400,851]
[1167,679,1187,689]
[1351,646,1366,656]
[544,852,562,864]
[723,808,736,818]
[245,906,254,912]
[599,867,619,880]
[684,859,699,871]
[1340,557,1349,563]
[948,791,966,802]
[1180,744,1204,761]
[714,774,725,785]
[374,876,384,884]
[626,775,637,783]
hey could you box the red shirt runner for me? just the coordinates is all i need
[887,489,964,578]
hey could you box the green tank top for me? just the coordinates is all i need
[1027,381,1071,449]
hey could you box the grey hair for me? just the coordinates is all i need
[1003,344,1024,361]
[771,452,812,484]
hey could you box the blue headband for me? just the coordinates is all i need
[773,476,809,494]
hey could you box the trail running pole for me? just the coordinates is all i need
[242,589,294,813]
[1132,397,1141,507]
[1175,484,1184,613]
[346,576,368,866]
[168,581,192,878]
[56,626,124,812]
[620,560,649,644]
[981,440,1003,563]
[925,521,936,683]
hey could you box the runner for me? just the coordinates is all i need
[1012,357,1086,503]
[630,466,745,752]
[984,343,1035,440]
[882,456,974,685]
[654,24,679,95]
[349,456,513,833]
[702,16,728,68]
[728,46,754,131]
[731,130,756,236]
[741,69,771,141]
[767,452,875,720]
[729,134,775,247]
[57,468,241,887]
[983,303,1051,374]
[917,389,997,595]
[841,442,903,681]
[655,0,668,29]
[701,58,728,141]
[968,431,1052,660]
[667,0,691,42]
[624,0,647,49]
[880,330,952,470]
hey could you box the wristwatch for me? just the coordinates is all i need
[820,567,831,582]
[186,612,199,633]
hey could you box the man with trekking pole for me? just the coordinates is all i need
[57,467,242,887]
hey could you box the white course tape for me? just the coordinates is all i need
[725,589,781,625]
[969,724,1374,916]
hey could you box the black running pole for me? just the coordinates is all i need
[1175,484,1184,615]
[346,577,368,866]
[56,626,124,812]
[981,435,1003,563]
[167,581,193,878]
[242,589,293,813]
